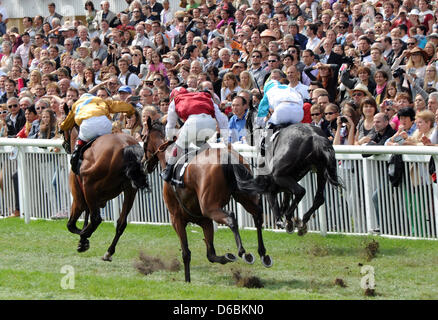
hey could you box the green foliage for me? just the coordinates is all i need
[0,219,437,300]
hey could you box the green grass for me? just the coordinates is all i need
[0,218,437,300]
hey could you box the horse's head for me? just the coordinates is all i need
[61,125,78,155]
[142,117,173,173]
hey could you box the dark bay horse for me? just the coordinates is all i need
[143,118,272,282]
[250,123,342,235]
[62,126,148,261]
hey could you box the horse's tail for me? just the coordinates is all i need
[123,144,149,190]
[316,137,343,188]
[224,162,272,194]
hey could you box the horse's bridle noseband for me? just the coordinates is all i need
[142,131,175,173]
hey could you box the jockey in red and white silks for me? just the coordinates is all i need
[161,87,228,182]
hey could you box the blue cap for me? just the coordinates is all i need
[118,86,132,94]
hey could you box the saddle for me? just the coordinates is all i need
[260,123,292,156]
[75,137,98,174]
[169,143,210,188]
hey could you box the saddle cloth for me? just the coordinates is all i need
[169,143,210,188]
[76,137,98,174]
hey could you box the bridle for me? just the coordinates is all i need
[142,128,175,173]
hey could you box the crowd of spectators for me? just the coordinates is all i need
[0,0,438,146]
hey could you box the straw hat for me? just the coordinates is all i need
[76,42,91,54]
[348,83,373,98]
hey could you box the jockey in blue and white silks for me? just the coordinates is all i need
[256,80,304,127]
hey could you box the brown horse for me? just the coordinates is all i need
[143,118,272,282]
[62,126,148,261]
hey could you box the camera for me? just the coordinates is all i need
[393,68,405,78]
[342,56,355,67]
[340,116,348,123]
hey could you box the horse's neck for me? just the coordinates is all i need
[156,140,168,169]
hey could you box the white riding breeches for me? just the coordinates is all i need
[78,115,113,141]
[175,113,217,149]
[268,102,304,126]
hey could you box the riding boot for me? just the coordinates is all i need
[71,139,86,175]
[160,145,181,182]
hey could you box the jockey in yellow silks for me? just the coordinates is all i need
[60,93,136,174]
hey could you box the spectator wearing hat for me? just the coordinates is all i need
[76,42,93,68]
[48,33,64,53]
[118,85,132,102]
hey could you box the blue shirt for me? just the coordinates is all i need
[228,110,247,143]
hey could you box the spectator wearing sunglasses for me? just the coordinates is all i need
[5,97,26,138]
[0,103,8,137]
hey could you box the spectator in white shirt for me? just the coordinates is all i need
[305,24,321,51]
[15,32,32,68]
[118,58,142,90]
[287,65,309,101]
[131,23,155,48]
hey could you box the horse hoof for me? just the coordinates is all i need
[261,255,273,268]
[298,225,308,237]
[225,253,237,262]
[275,220,285,229]
[243,253,255,265]
[286,220,294,234]
[102,252,112,262]
[77,239,90,252]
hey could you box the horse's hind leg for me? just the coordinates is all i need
[199,219,237,264]
[266,193,283,229]
[102,188,136,261]
[298,171,327,236]
[274,176,306,234]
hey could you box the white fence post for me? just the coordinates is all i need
[362,157,375,233]
[433,156,438,237]
[16,147,30,223]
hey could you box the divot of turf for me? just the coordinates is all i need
[134,250,181,275]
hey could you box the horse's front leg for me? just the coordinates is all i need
[298,170,327,236]
[233,193,273,268]
[199,219,237,265]
[78,207,102,253]
[171,214,192,282]
[205,207,254,265]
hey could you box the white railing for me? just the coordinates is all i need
[1,138,437,240]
